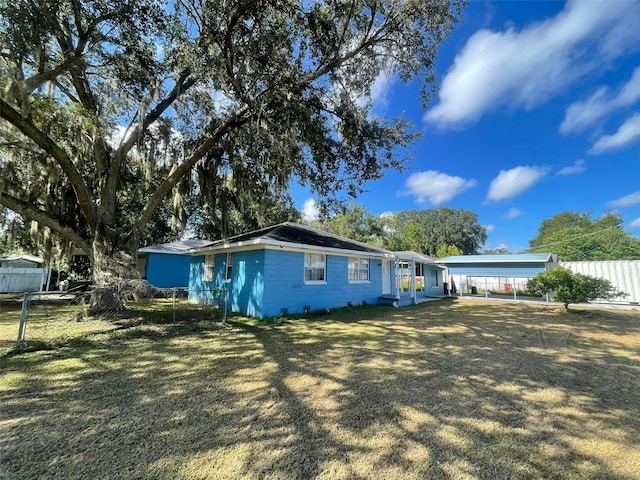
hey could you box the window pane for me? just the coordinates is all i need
[204,254,214,281]
[360,259,369,280]
[348,257,358,280]
[305,254,325,281]
[226,253,233,280]
[348,257,369,281]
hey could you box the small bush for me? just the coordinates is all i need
[527,267,626,310]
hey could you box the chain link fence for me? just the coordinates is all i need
[450,275,545,301]
[0,287,228,353]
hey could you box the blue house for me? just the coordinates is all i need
[137,240,214,288]
[188,223,447,318]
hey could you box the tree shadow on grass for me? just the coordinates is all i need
[0,301,639,479]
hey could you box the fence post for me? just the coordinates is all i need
[222,287,228,324]
[16,292,32,347]
[172,288,177,325]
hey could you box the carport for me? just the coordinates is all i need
[437,253,557,300]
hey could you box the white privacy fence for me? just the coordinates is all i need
[561,261,640,304]
[0,268,48,293]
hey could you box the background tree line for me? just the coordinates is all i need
[312,205,485,256]
[313,206,639,260]
[5,203,639,265]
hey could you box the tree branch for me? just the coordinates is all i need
[0,189,91,255]
[24,55,83,91]
[131,104,252,236]
[115,71,196,160]
[0,97,98,230]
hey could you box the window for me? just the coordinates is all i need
[226,253,233,281]
[415,263,425,292]
[431,269,439,286]
[203,254,214,281]
[304,253,325,282]
[348,257,369,282]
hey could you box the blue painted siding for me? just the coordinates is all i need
[188,255,208,303]
[446,262,547,277]
[227,250,265,318]
[188,251,265,317]
[262,249,384,317]
[145,253,191,288]
[189,254,225,303]
[425,266,445,296]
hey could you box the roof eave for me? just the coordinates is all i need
[192,237,391,258]
[437,254,555,264]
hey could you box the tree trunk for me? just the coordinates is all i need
[89,229,147,315]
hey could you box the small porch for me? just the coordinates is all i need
[379,251,447,307]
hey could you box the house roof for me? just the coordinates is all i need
[393,251,439,264]
[1,254,44,264]
[139,239,216,255]
[191,222,391,257]
[437,253,557,264]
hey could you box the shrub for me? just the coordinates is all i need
[527,267,626,310]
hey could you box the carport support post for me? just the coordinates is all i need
[485,276,488,298]
[411,258,416,305]
[16,292,32,347]
[513,277,517,300]
[395,257,400,299]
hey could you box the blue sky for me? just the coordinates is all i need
[293,0,640,252]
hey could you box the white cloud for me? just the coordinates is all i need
[504,208,523,219]
[425,0,640,127]
[589,113,640,154]
[302,199,319,222]
[107,125,131,149]
[486,166,548,202]
[483,224,495,233]
[555,159,586,176]
[607,191,640,208]
[368,71,397,111]
[561,67,640,134]
[402,170,476,204]
[630,217,640,229]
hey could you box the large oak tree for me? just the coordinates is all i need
[0,0,466,306]
[383,207,487,256]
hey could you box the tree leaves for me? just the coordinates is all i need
[529,212,640,261]
[384,208,487,256]
[527,267,626,310]
[0,0,467,280]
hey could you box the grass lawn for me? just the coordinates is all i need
[1,299,639,479]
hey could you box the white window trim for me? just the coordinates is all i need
[304,253,326,284]
[225,252,233,281]
[348,256,370,284]
[203,254,214,282]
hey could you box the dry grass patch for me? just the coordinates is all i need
[1,299,639,479]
